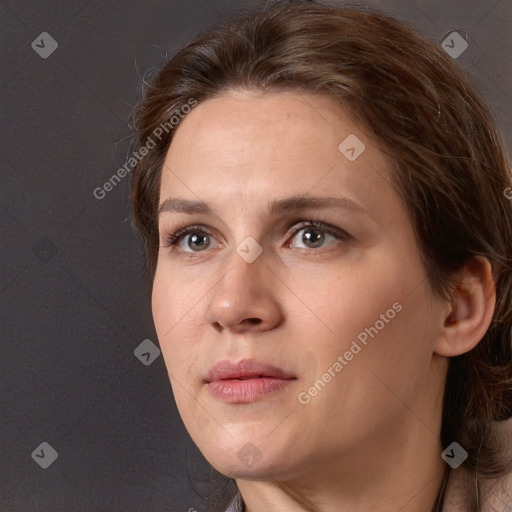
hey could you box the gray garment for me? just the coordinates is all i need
[224,491,244,512]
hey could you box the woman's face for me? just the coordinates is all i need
[152,90,448,480]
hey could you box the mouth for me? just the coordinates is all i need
[205,358,297,403]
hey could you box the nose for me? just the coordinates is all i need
[205,244,284,334]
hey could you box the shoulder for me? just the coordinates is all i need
[443,417,512,512]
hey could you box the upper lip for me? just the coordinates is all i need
[205,358,296,382]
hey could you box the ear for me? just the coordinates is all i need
[434,256,496,357]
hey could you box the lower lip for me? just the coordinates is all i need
[207,377,294,403]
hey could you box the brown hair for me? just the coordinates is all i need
[130,0,512,507]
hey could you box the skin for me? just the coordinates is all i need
[151,90,496,512]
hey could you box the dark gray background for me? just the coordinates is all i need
[1,0,511,511]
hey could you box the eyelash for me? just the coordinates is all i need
[161,218,351,255]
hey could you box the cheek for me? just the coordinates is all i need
[287,259,404,345]
[151,270,200,372]
[151,273,173,343]
[371,284,440,380]
[152,263,199,332]
[337,283,440,421]
[152,276,206,425]
[293,256,432,392]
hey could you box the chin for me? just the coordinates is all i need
[203,436,295,480]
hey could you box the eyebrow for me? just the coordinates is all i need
[158,195,369,218]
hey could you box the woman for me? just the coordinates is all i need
[130,1,512,510]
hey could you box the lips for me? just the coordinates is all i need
[205,358,295,383]
[205,358,296,403]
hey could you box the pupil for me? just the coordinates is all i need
[189,233,209,250]
[304,228,324,247]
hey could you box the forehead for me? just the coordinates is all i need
[165,90,361,169]
[159,90,399,223]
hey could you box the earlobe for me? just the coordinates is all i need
[434,256,496,357]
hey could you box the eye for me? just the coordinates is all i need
[287,220,350,250]
[160,219,351,256]
[161,225,217,253]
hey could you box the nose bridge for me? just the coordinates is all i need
[205,236,282,331]
[221,235,266,297]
